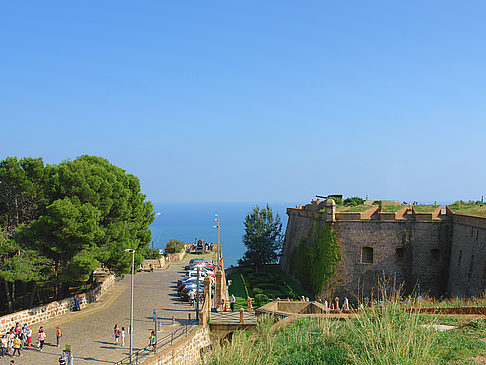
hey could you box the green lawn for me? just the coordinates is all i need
[381,205,405,213]
[342,204,376,213]
[227,271,248,309]
[413,205,440,213]
[449,201,486,217]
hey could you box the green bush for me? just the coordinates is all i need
[344,196,365,206]
[254,293,270,307]
[164,239,185,254]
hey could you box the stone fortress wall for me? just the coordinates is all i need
[281,199,485,300]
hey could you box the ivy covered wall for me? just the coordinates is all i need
[291,220,341,295]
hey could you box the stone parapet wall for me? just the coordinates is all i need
[142,326,210,365]
[142,257,166,270]
[0,274,115,334]
[166,252,185,262]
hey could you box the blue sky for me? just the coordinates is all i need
[1,1,485,204]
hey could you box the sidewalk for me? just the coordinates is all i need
[0,256,202,365]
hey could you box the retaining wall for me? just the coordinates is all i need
[166,252,185,262]
[0,274,115,334]
[141,326,210,365]
[142,257,166,270]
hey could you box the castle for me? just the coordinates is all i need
[280,199,486,300]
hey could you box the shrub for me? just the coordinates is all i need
[163,239,185,254]
[254,293,270,308]
[344,196,365,206]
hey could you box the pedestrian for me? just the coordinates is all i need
[38,327,46,351]
[121,327,126,347]
[66,350,74,365]
[343,297,349,310]
[9,329,15,353]
[230,294,236,312]
[74,293,81,311]
[189,290,195,306]
[114,324,120,345]
[149,330,156,350]
[221,298,225,311]
[26,326,32,347]
[12,335,21,357]
[1,335,7,358]
[59,350,67,365]
[56,326,62,347]
[323,299,328,308]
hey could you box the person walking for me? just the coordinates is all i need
[189,290,195,306]
[120,327,126,347]
[1,335,7,358]
[26,327,32,348]
[12,336,21,357]
[230,294,236,312]
[343,297,350,310]
[38,327,46,351]
[59,350,67,365]
[56,327,62,347]
[114,324,120,345]
[74,293,81,311]
[149,331,156,351]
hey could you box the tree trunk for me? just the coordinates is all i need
[11,281,16,310]
[28,282,37,308]
[23,281,28,308]
[3,280,13,313]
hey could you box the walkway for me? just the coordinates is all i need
[210,311,257,324]
[0,254,211,365]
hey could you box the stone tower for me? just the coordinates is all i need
[325,198,336,222]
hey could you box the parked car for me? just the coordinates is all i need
[178,282,204,295]
[185,270,208,277]
[188,258,209,265]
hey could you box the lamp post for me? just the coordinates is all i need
[124,249,135,364]
[213,214,220,270]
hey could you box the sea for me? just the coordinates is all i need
[149,202,299,266]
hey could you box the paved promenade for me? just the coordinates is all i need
[0,255,209,365]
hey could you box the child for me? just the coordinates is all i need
[12,336,21,357]
[38,327,46,351]
[26,327,32,347]
[56,327,62,347]
[121,327,126,347]
[114,324,120,345]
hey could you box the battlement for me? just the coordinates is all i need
[287,200,445,222]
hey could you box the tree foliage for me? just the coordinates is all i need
[238,205,283,270]
[164,239,185,254]
[0,155,155,310]
[292,221,341,295]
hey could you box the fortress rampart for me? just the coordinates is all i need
[281,200,486,299]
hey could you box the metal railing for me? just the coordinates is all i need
[114,321,197,365]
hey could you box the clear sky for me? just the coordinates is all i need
[1,1,485,204]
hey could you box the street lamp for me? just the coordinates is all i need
[213,214,220,270]
[124,248,135,364]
